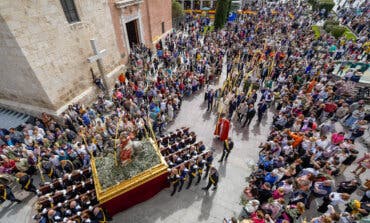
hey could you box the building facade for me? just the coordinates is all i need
[0,0,172,116]
[179,0,217,10]
[178,0,243,11]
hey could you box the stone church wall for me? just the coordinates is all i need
[0,15,54,111]
[0,0,122,115]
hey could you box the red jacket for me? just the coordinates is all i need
[324,103,337,113]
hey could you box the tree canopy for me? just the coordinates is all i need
[214,0,231,30]
[172,0,184,18]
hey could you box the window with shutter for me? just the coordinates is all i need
[60,0,80,23]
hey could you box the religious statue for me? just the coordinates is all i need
[118,133,135,166]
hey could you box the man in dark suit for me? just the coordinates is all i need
[206,89,214,111]
[257,99,268,122]
[242,104,256,127]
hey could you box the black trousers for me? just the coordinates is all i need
[207,101,213,111]
[1,190,20,202]
[186,175,195,189]
[171,182,179,196]
[196,170,203,184]
[178,179,185,192]
[219,150,230,162]
[243,116,254,127]
[317,196,331,213]
[257,112,264,122]
[237,113,244,121]
[24,183,37,195]
[204,179,218,190]
[204,165,211,178]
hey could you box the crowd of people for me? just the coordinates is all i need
[336,0,369,62]
[337,0,368,34]
[205,0,369,222]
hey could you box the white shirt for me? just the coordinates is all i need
[330,192,346,206]
[316,139,329,149]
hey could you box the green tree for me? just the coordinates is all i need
[214,0,231,30]
[172,0,184,19]
[318,0,335,14]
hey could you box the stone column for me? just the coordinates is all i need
[181,0,184,9]
[200,0,203,9]
[190,0,194,9]
[138,11,144,43]
[210,0,214,8]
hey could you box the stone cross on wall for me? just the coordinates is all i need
[87,39,109,94]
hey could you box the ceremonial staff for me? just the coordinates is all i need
[143,119,150,139]
[245,50,259,96]
[80,128,95,161]
[32,142,45,183]
[113,114,123,167]
[37,154,45,183]
[145,103,158,147]
[147,115,158,147]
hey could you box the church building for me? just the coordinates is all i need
[0,0,172,116]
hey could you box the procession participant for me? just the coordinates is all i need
[214,114,231,141]
[203,151,214,179]
[186,160,198,189]
[202,167,219,191]
[257,99,268,123]
[206,89,215,111]
[91,207,112,223]
[242,104,256,127]
[218,138,234,163]
[169,168,180,196]
[15,172,37,195]
[0,183,21,203]
[178,164,188,192]
[195,156,206,185]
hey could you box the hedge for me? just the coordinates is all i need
[308,0,335,12]
[330,25,346,39]
[343,27,357,41]
[323,20,357,40]
[318,0,335,13]
[323,20,340,33]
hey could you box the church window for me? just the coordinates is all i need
[162,22,165,34]
[60,0,80,23]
